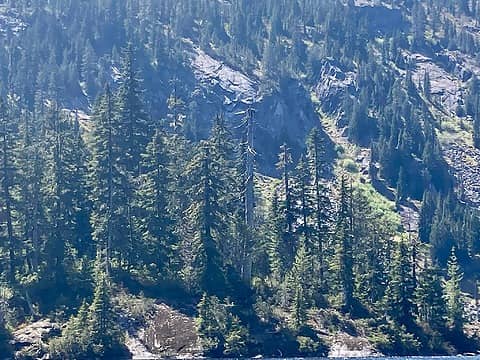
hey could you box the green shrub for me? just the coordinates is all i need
[342,159,358,173]
[368,323,421,356]
[297,335,320,354]
[196,293,250,357]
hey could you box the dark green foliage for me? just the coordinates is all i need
[444,249,464,333]
[0,0,479,357]
[134,128,175,278]
[386,240,415,328]
[196,293,249,357]
[274,143,297,273]
[419,187,437,243]
[348,98,376,146]
[0,98,17,283]
[351,185,396,308]
[287,241,312,330]
[395,166,407,208]
[89,86,131,273]
[415,260,446,332]
[43,106,92,292]
[183,141,227,295]
[333,176,355,313]
[88,273,123,356]
[370,322,421,356]
[293,156,315,248]
[266,190,287,280]
[0,322,12,357]
[50,271,124,359]
[50,302,90,358]
[305,128,331,291]
[423,72,431,100]
[116,44,151,176]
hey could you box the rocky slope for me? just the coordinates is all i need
[12,319,60,360]
[124,303,200,360]
[11,303,379,359]
[313,1,480,216]
[184,39,330,172]
[0,5,26,37]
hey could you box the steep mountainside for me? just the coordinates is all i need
[2,0,480,358]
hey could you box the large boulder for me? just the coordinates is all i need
[328,332,380,358]
[13,319,61,360]
[124,303,200,359]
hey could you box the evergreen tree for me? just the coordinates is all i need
[165,87,191,259]
[0,98,17,282]
[88,87,129,273]
[395,166,407,208]
[350,187,395,308]
[50,269,123,358]
[415,259,446,331]
[88,271,123,357]
[209,115,236,262]
[42,106,91,290]
[412,2,426,47]
[0,1,480,356]
[224,315,249,357]
[386,240,415,328]
[419,187,437,243]
[287,240,312,330]
[0,284,12,357]
[15,109,45,275]
[473,96,480,149]
[196,293,224,356]
[306,128,331,289]
[115,45,150,264]
[135,128,175,277]
[333,176,355,313]
[266,190,286,280]
[50,302,90,358]
[423,71,431,100]
[443,249,464,333]
[183,141,227,295]
[235,108,256,283]
[68,113,93,258]
[115,44,150,176]
[196,293,249,357]
[43,104,67,288]
[293,156,315,246]
[276,143,297,271]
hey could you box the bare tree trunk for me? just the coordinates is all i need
[243,108,255,284]
[106,88,114,276]
[31,150,41,272]
[1,115,15,282]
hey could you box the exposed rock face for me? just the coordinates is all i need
[191,46,259,105]
[13,319,60,360]
[399,203,420,233]
[257,78,332,172]
[328,333,381,358]
[125,332,158,360]
[314,59,356,114]
[188,43,328,174]
[402,50,480,208]
[0,5,27,37]
[124,303,200,359]
[409,52,462,116]
[142,304,199,357]
[443,142,480,207]
[404,49,480,210]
